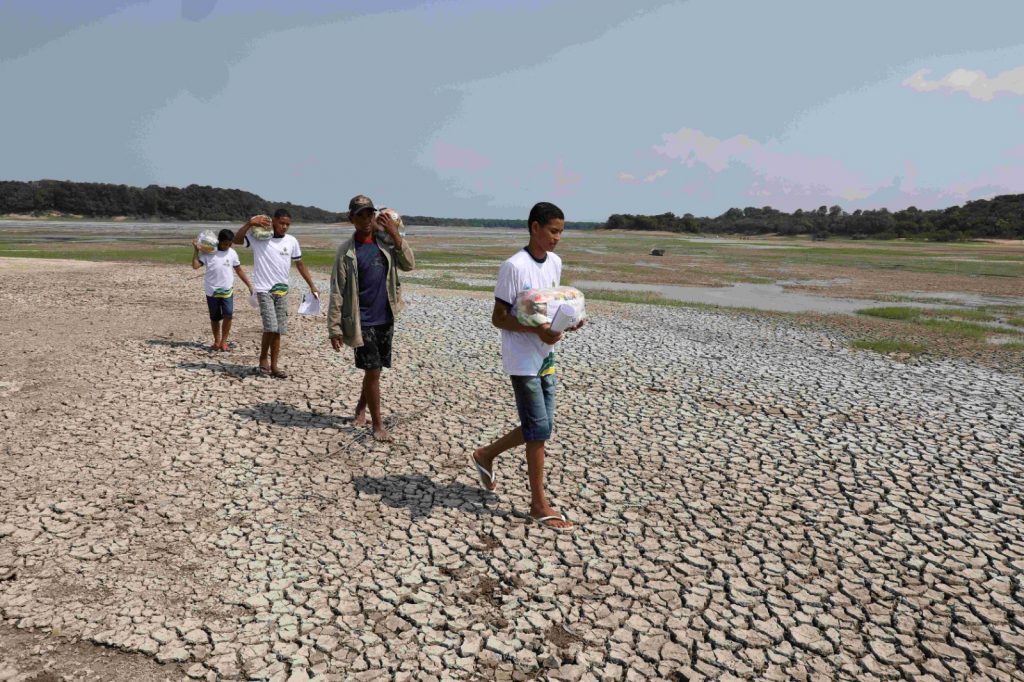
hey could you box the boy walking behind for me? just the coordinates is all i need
[191,229,253,351]
[327,195,415,442]
[234,209,320,378]
[471,202,585,532]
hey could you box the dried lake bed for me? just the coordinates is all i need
[0,250,1022,680]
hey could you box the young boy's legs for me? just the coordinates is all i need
[219,296,235,350]
[257,293,288,374]
[206,296,224,349]
[353,323,394,441]
[474,374,571,529]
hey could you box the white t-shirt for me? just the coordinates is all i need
[198,247,240,298]
[494,248,562,376]
[246,234,302,294]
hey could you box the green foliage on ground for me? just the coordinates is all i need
[851,338,926,355]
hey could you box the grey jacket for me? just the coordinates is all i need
[327,233,415,347]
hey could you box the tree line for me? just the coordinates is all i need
[0,180,340,223]
[604,195,1024,240]
[0,179,600,228]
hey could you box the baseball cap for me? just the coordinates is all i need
[348,195,375,219]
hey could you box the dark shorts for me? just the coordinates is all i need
[354,322,394,370]
[206,295,234,322]
[511,374,557,442]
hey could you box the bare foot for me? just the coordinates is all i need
[529,506,574,531]
[353,409,367,427]
[372,428,393,443]
[471,449,497,491]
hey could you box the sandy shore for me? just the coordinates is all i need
[0,258,1022,680]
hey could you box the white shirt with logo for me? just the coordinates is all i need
[246,234,302,294]
[494,248,562,376]
[198,247,241,297]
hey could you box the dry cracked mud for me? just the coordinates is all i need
[0,258,1022,681]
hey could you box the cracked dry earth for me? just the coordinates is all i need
[1,257,1023,682]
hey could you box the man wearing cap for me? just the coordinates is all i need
[327,195,415,442]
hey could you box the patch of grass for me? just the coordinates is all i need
[1006,317,1024,328]
[919,319,992,338]
[851,338,926,355]
[856,307,921,321]
[942,308,996,322]
[584,288,767,315]
[1002,341,1024,351]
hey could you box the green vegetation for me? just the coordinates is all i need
[0,180,340,222]
[1007,317,1024,328]
[856,307,920,321]
[605,195,1024,240]
[855,305,1024,340]
[0,179,599,228]
[851,339,926,355]
[920,319,994,339]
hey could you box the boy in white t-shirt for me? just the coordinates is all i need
[191,228,253,352]
[471,202,586,532]
[234,209,320,378]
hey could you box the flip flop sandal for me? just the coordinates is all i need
[270,370,289,379]
[530,513,575,533]
[257,365,272,376]
[469,452,496,491]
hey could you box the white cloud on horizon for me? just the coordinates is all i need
[902,66,1024,101]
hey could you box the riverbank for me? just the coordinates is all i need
[1,258,1022,679]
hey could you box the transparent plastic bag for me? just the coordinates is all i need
[249,215,272,240]
[196,230,218,254]
[514,286,586,328]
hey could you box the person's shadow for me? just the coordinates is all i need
[352,474,505,520]
[178,361,256,377]
[147,339,207,350]
[234,401,352,429]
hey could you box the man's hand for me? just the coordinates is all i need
[330,336,343,351]
[536,323,563,345]
[247,215,270,228]
[311,289,320,299]
[376,211,401,242]
[191,239,199,249]
[247,286,254,296]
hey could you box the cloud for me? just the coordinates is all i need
[617,168,668,184]
[902,66,1024,101]
[650,127,872,203]
[431,141,491,173]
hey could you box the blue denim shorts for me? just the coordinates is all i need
[205,295,234,322]
[510,374,557,442]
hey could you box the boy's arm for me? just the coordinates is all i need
[190,242,203,270]
[294,260,321,298]
[233,265,253,294]
[491,299,562,344]
[234,215,265,245]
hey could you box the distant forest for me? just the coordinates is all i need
[605,195,1024,241]
[3,179,1022,239]
[0,179,599,228]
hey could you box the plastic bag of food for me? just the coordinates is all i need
[514,286,586,330]
[374,208,403,246]
[196,230,218,254]
[249,215,272,240]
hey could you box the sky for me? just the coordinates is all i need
[2,0,1023,220]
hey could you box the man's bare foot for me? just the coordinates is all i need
[353,409,367,427]
[471,449,497,491]
[372,428,393,442]
[529,506,574,531]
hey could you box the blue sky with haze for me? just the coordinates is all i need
[2,0,1023,220]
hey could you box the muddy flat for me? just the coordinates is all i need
[1,258,1022,680]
